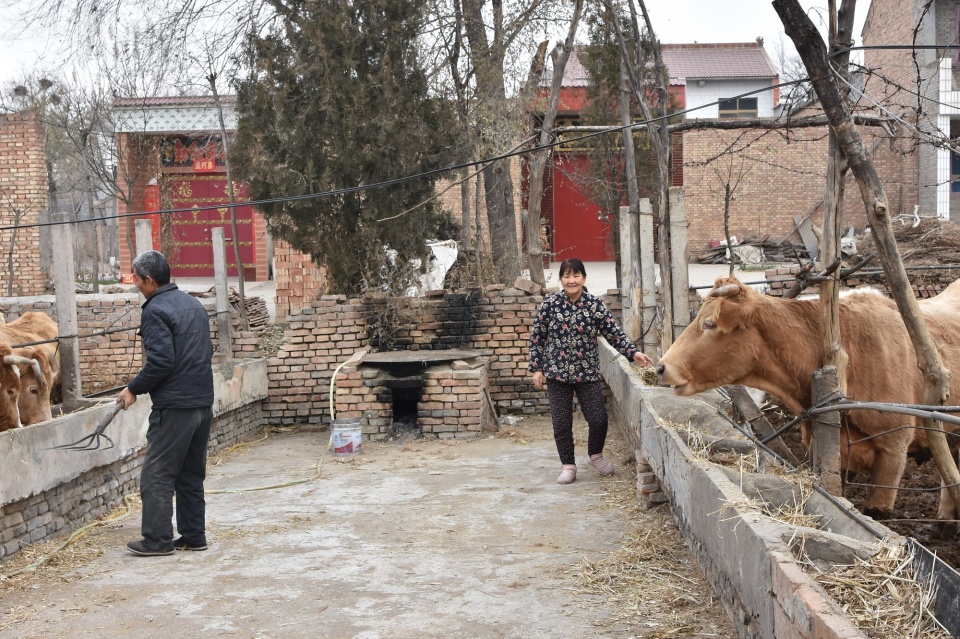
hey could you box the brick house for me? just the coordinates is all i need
[526,40,899,257]
[0,107,47,296]
[861,0,960,221]
[112,96,324,319]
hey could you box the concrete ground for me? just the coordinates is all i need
[0,417,735,639]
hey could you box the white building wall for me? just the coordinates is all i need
[682,79,776,118]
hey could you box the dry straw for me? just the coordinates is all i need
[807,542,950,639]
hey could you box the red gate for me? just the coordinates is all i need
[550,155,615,262]
[162,174,257,280]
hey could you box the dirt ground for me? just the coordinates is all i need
[0,414,736,639]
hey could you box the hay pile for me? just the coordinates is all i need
[808,542,950,639]
[854,218,960,288]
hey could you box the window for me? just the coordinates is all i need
[952,151,960,192]
[718,97,758,118]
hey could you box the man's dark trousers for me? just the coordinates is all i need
[140,406,213,547]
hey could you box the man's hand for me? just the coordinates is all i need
[532,371,545,390]
[119,387,137,410]
[632,351,655,368]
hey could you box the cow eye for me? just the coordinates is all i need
[702,319,717,330]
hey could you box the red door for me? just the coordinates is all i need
[550,155,616,262]
[163,174,257,280]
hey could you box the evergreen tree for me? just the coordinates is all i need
[232,0,460,294]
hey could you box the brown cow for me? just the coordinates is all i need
[657,276,960,520]
[0,344,22,432]
[14,346,53,425]
[0,312,60,386]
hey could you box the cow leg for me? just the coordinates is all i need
[935,449,960,539]
[861,444,909,520]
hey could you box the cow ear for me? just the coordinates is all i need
[713,295,750,332]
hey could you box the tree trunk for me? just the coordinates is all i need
[774,0,960,514]
[209,73,248,332]
[524,2,582,290]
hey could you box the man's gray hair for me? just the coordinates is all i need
[132,250,171,286]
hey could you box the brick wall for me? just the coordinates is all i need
[272,238,326,321]
[0,108,47,296]
[861,0,928,215]
[681,125,912,252]
[764,265,946,300]
[0,291,260,395]
[265,286,626,426]
[334,356,495,440]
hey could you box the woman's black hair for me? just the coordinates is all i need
[558,258,586,279]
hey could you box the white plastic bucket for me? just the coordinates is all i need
[332,419,362,457]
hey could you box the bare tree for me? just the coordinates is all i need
[524,2,582,290]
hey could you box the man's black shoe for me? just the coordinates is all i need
[174,537,208,551]
[127,539,175,556]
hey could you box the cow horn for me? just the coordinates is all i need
[708,284,740,298]
[2,355,44,387]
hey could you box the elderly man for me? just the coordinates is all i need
[120,250,215,556]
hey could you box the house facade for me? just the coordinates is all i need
[530,41,786,263]
[862,0,960,221]
[112,96,324,318]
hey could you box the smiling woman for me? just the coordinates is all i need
[529,257,654,485]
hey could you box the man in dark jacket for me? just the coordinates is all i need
[120,250,215,556]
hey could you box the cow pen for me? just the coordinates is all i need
[3,256,960,637]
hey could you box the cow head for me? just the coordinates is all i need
[657,277,770,397]
[0,344,22,432]
[14,347,53,425]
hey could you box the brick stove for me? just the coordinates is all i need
[335,349,496,440]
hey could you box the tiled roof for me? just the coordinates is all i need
[661,43,779,82]
[551,43,778,87]
[112,95,236,108]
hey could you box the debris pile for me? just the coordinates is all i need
[695,237,811,264]
[853,218,960,289]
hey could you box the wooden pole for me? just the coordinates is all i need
[212,227,233,363]
[618,205,637,340]
[50,213,80,410]
[669,187,690,334]
[811,366,842,495]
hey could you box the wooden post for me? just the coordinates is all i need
[669,187,690,335]
[50,214,81,410]
[618,205,638,340]
[212,227,233,362]
[638,198,658,358]
[811,366,842,495]
[134,220,153,258]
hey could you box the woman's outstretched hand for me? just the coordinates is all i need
[632,351,655,368]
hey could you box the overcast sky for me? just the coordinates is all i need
[0,0,872,90]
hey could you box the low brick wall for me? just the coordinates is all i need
[265,286,626,427]
[0,360,269,563]
[0,291,262,394]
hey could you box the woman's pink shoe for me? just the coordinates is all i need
[556,464,577,484]
[589,454,615,476]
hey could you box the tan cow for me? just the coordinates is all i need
[0,344,22,432]
[0,312,60,386]
[14,346,53,425]
[657,276,960,520]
